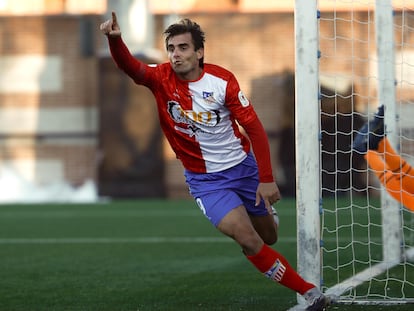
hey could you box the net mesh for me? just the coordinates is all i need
[318,0,414,303]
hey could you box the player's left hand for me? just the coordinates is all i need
[256,182,281,213]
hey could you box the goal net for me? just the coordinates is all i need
[294,0,414,306]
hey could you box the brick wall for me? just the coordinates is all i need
[0,15,101,191]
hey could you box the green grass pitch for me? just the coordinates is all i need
[0,199,412,310]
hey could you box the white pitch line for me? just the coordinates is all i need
[0,236,381,245]
[0,237,302,245]
[0,237,235,244]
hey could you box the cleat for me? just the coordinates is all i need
[353,105,385,153]
[305,294,332,311]
[303,287,333,311]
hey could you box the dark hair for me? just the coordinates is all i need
[163,18,205,67]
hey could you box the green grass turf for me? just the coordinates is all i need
[0,199,412,311]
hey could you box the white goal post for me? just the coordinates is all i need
[294,0,414,307]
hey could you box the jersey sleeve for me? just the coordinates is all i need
[242,118,274,183]
[225,75,275,183]
[108,36,149,85]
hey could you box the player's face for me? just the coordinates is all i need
[167,32,203,81]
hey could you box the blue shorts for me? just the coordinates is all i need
[184,153,269,227]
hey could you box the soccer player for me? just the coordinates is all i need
[353,105,414,211]
[100,12,331,310]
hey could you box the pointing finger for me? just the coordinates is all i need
[112,11,117,24]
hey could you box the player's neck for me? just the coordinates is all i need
[176,66,203,82]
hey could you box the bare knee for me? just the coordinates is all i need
[216,206,267,255]
[218,221,263,255]
[234,228,264,255]
[262,222,278,245]
[262,230,278,245]
[251,216,278,245]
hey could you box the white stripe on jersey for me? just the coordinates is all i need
[185,72,247,172]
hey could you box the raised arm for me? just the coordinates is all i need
[100,11,147,83]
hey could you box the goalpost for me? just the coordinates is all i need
[294,0,414,307]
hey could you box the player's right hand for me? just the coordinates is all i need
[100,11,121,37]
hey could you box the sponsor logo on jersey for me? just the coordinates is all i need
[167,101,221,128]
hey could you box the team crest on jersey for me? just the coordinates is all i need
[202,91,216,104]
[238,90,250,107]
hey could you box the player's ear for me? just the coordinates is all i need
[196,48,204,61]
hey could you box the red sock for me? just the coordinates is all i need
[246,244,315,295]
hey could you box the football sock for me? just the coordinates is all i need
[246,244,315,295]
[377,138,406,171]
[366,137,414,211]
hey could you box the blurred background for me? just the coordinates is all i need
[0,0,396,202]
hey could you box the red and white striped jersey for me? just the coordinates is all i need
[109,37,274,182]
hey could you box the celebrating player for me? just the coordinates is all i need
[353,105,414,211]
[100,12,331,310]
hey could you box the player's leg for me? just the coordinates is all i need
[216,205,329,309]
[379,138,414,194]
[249,212,278,245]
[366,139,414,211]
[366,156,414,211]
[185,156,331,309]
[191,192,330,310]
[217,206,315,293]
[365,149,400,198]
[216,204,263,254]
[228,153,279,245]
